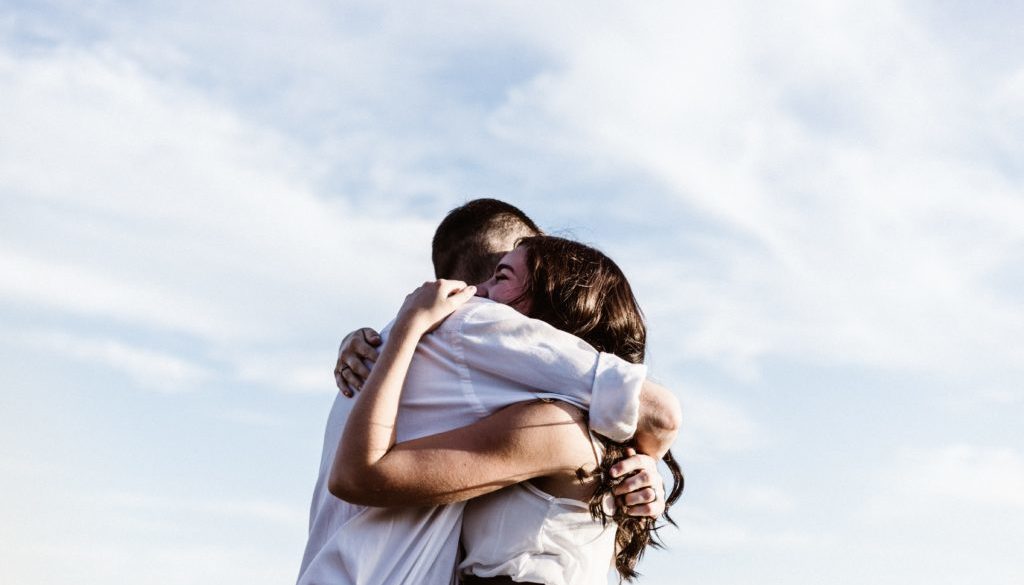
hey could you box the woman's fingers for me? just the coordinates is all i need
[436,279,468,299]
[399,280,476,333]
[446,282,477,307]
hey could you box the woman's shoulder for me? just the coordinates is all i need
[497,401,594,458]
[500,399,587,425]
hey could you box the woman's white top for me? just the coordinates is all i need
[458,450,616,585]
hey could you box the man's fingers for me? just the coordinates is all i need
[612,469,652,495]
[620,484,666,518]
[359,328,382,347]
[346,357,372,382]
[335,370,353,397]
[339,366,364,392]
[624,500,664,518]
[610,452,655,480]
[622,486,657,507]
[334,327,380,396]
[352,337,380,365]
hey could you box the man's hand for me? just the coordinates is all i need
[334,327,382,397]
[610,448,667,518]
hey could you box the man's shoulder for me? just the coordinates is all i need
[442,296,525,329]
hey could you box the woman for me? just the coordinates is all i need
[332,236,683,583]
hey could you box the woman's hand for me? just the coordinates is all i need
[395,280,477,336]
[610,448,667,518]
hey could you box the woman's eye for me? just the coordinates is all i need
[494,275,507,282]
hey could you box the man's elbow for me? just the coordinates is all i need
[634,382,682,458]
[641,382,681,434]
[655,393,682,435]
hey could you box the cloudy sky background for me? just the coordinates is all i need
[1,1,1022,583]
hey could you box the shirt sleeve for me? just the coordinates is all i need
[447,299,645,442]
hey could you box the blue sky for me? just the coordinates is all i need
[1,2,1022,584]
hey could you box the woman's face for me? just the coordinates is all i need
[474,245,532,315]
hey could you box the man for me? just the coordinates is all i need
[297,199,680,584]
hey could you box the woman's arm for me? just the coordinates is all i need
[330,280,477,496]
[329,280,669,511]
[330,399,594,507]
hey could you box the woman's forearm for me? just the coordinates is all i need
[329,321,421,498]
[328,280,478,503]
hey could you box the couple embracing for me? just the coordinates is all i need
[297,199,683,585]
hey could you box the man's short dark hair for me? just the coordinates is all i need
[432,198,541,283]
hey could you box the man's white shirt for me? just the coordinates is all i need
[296,297,645,585]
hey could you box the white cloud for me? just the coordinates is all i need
[0,44,435,348]
[105,491,307,528]
[716,484,797,514]
[231,348,337,394]
[218,408,288,428]
[676,385,763,459]
[878,445,1024,512]
[2,4,1023,585]
[17,329,210,392]
[665,504,819,552]
[484,0,1024,382]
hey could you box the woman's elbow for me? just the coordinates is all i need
[328,468,405,507]
[328,471,350,500]
[328,466,369,504]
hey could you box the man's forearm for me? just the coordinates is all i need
[632,380,681,459]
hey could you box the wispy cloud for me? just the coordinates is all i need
[666,504,820,552]
[875,444,1024,512]
[2,3,1022,585]
[677,385,764,459]
[230,349,336,394]
[0,43,435,349]
[483,2,1024,382]
[16,329,210,392]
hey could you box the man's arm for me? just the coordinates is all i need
[334,308,681,453]
[634,380,682,459]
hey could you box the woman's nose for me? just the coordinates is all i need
[474,282,489,298]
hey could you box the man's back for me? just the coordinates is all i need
[296,298,644,585]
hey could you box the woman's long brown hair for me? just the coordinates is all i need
[515,235,684,581]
